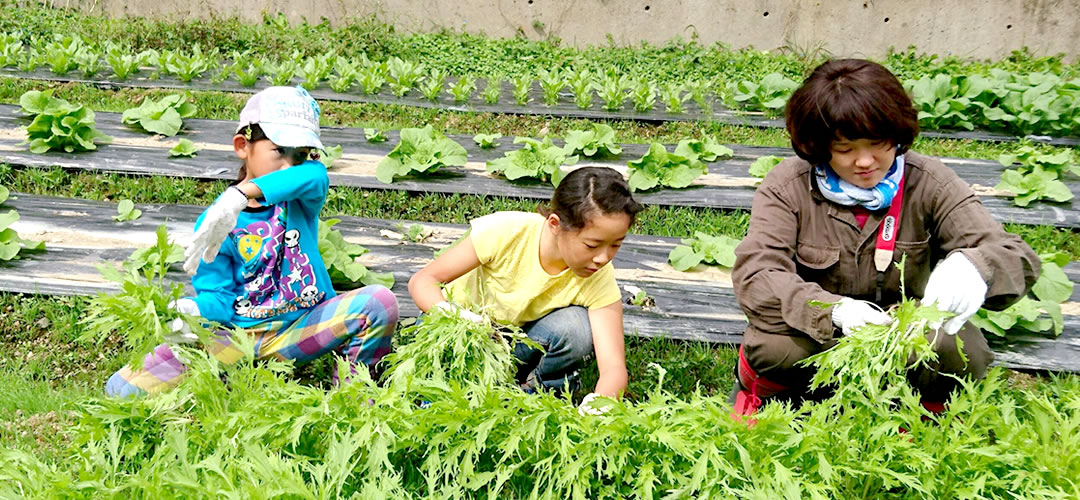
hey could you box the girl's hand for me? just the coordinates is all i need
[183,187,249,275]
[434,301,487,324]
[922,252,987,335]
[831,297,891,335]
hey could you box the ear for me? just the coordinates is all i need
[545,213,562,235]
[233,134,250,159]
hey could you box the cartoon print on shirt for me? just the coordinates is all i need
[229,203,322,318]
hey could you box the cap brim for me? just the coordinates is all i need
[261,123,324,150]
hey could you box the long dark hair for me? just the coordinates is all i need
[539,166,644,230]
[234,124,268,182]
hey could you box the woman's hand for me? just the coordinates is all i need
[923,253,987,335]
[831,297,891,335]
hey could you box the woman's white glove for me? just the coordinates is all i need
[183,187,249,275]
[922,252,987,335]
[433,301,487,324]
[578,392,610,416]
[164,298,201,345]
[832,297,891,335]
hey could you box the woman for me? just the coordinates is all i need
[730,59,1040,417]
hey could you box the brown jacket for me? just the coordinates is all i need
[733,151,1040,344]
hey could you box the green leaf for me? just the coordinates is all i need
[0,185,8,205]
[749,156,784,178]
[0,210,18,231]
[113,199,142,222]
[168,138,200,158]
[319,144,343,168]
[473,133,502,149]
[1031,262,1073,303]
[121,94,195,137]
[364,128,388,143]
[668,245,704,271]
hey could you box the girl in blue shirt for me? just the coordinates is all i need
[106,87,398,397]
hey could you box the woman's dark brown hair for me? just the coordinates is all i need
[539,166,644,230]
[785,58,919,165]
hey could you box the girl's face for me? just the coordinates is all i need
[234,135,312,181]
[549,211,632,278]
[828,137,896,189]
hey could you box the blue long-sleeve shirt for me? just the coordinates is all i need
[190,160,334,328]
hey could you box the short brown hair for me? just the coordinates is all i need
[785,59,919,165]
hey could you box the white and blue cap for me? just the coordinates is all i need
[236,86,324,150]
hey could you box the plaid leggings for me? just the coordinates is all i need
[105,285,399,398]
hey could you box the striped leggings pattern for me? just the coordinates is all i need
[105,285,399,398]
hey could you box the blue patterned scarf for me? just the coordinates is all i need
[814,154,905,210]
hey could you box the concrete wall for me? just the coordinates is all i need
[65,0,1080,60]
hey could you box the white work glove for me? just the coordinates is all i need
[922,252,987,335]
[183,187,249,275]
[164,298,201,345]
[832,297,891,335]
[434,301,487,324]
[578,392,611,416]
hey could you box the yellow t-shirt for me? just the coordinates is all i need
[444,211,622,326]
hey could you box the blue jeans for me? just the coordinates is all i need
[514,306,594,393]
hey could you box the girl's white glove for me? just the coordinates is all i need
[433,301,487,324]
[578,393,610,416]
[164,298,201,345]
[832,297,891,335]
[922,253,987,335]
[183,187,249,275]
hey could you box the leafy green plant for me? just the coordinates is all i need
[419,70,446,101]
[448,76,476,104]
[122,94,197,137]
[113,199,142,222]
[80,225,204,369]
[905,74,985,131]
[732,72,799,113]
[169,138,200,158]
[630,79,657,112]
[394,222,434,243]
[626,142,706,191]
[329,57,360,93]
[232,58,265,87]
[971,252,1073,337]
[481,76,503,105]
[364,128,388,143]
[511,76,533,106]
[686,79,714,114]
[376,125,468,183]
[996,145,1077,206]
[486,137,579,186]
[562,123,622,157]
[667,231,741,271]
[298,53,336,90]
[567,68,596,110]
[598,72,632,112]
[0,186,45,260]
[104,42,141,81]
[749,155,784,178]
[0,33,23,68]
[660,83,690,114]
[16,37,45,72]
[318,218,394,289]
[538,68,566,106]
[44,34,84,75]
[163,46,217,82]
[388,56,425,98]
[673,136,733,163]
[473,133,502,149]
[75,47,102,78]
[264,59,299,86]
[357,58,388,95]
[18,90,112,154]
[319,144,343,168]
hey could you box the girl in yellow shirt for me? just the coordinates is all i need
[409,167,643,410]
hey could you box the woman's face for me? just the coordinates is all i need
[828,137,896,189]
[551,211,631,278]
